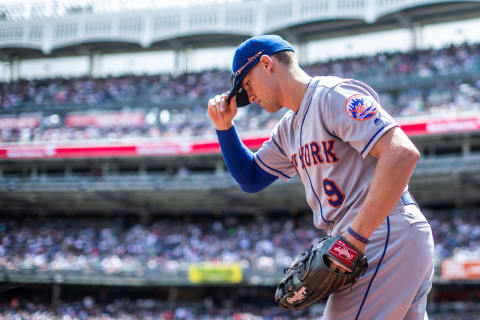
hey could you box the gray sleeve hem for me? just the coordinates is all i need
[360,123,400,159]
[253,154,292,182]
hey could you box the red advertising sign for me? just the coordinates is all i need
[441,259,480,280]
[0,115,479,159]
[65,111,145,127]
[398,116,480,136]
[0,116,40,129]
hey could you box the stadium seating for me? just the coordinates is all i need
[1,35,479,320]
[1,211,477,276]
[0,211,479,319]
[1,42,479,144]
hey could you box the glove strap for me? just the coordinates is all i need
[347,226,369,244]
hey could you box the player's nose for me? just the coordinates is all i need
[249,94,255,104]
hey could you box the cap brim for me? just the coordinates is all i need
[227,85,250,108]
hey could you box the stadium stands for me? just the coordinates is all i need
[1,23,480,320]
[1,42,479,144]
[1,210,480,319]
[1,211,478,276]
[0,214,317,275]
[1,298,479,319]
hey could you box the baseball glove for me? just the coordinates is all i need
[275,234,368,310]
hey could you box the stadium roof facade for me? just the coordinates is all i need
[1,0,480,59]
[0,0,246,21]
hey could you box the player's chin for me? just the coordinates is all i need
[263,103,281,113]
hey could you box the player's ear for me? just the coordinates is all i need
[260,55,273,71]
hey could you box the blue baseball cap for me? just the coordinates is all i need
[227,35,295,107]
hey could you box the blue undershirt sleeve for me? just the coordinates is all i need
[216,126,278,193]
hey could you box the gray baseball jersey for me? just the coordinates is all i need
[254,76,403,234]
[253,76,434,319]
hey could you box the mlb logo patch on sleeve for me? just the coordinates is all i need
[345,94,378,121]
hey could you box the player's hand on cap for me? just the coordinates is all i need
[207,92,238,131]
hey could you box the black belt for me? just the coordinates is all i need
[401,191,418,208]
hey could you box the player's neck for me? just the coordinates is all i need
[279,69,312,113]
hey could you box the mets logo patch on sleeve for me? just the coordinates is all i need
[345,94,378,121]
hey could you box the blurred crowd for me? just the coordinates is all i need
[0,298,233,320]
[1,209,479,276]
[0,215,320,275]
[428,209,480,264]
[0,297,478,320]
[1,43,479,111]
[0,209,479,319]
[1,79,479,144]
[1,41,480,320]
[0,104,278,143]
[0,70,228,111]
[1,42,480,144]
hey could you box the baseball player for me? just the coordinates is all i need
[207,35,434,319]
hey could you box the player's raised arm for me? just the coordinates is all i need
[206,92,277,193]
[206,35,303,193]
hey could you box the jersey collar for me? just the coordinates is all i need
[293,76,320,122]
